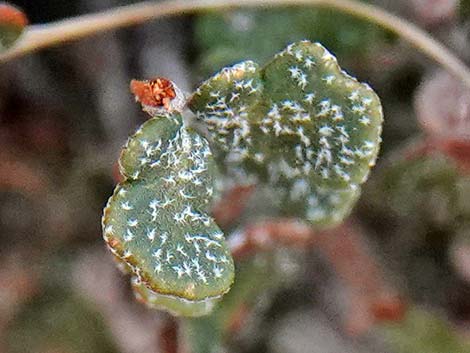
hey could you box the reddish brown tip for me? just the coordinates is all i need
[371,293,407,322]
[130,77,176,110]
[0,4,28,28]
[130,79,154,106]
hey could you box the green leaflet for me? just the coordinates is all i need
[102,114,234,316]
[132,277,222,317]
[189,41,383,227]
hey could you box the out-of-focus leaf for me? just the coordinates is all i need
[0,3,28,52]
[361,150,470,307]
[183,252,290,353]
[194,7,391,78]
[6,287,118,353]
[460,0,470,21]
[381,308,470,353]
[364,152,464,223]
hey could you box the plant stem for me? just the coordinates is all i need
[228,218,315,258]
[1,0,470,88]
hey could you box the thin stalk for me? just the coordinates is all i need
[1,0,470,88]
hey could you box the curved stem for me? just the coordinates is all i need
[1,0,470,88]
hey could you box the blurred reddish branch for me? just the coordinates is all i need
[159,316,180,353]
[0,147,48,195]
[228,218,314,259]
[401,138,470,173]
[211,184,256,229]
[217,196,407,335]
[0,251,39,351]
[226,303,251,335]
[318,222,407,335]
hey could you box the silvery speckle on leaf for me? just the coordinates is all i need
[189,40,383,227]
[102,113,234,317]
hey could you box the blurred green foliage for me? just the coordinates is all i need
[361,149,470,307]
[0,23,22,51]
[6,287,118,353]
[185,252,292,353]
[382,308,470,353]
[460,0,470,22]
[194,6,392,78]
[364,151,470,232]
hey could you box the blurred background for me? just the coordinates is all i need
[1,0,470,352]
